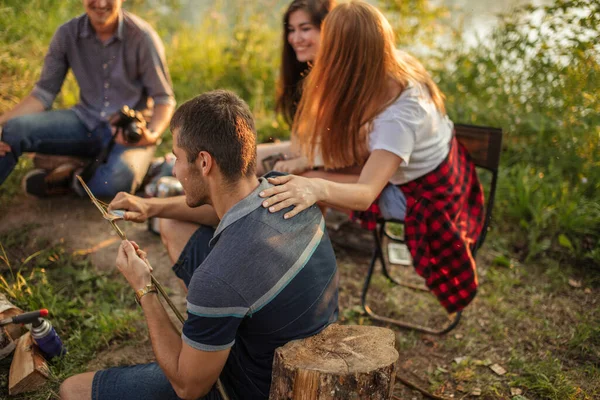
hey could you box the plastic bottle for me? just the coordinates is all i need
[31,318,66,359]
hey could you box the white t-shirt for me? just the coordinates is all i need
[368,83,453,185]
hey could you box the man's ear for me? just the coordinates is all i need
[196,151,213,177]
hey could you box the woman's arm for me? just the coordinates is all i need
[260,150,402,219]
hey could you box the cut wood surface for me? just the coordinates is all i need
[0,294,24,360]
[269,324,398,400]
[8,332,50,395]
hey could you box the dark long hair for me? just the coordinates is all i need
[275,0,335,126]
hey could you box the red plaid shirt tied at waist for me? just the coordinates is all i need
[354,136,485,313]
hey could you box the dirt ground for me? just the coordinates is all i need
[1,194,598,399]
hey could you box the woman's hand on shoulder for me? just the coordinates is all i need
[259,175,324,219]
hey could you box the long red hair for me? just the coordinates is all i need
[294,1,446,169]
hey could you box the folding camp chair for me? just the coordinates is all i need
[360,124,503,334]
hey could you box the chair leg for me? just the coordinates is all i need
[377,226,428,292]
[361,227,463,335]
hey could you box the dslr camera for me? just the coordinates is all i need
[110,105,146,144]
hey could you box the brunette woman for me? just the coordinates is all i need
[256,0,335,175]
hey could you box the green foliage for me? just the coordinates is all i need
[433,0,600,266]
[379,0,452,52]
[0,227,144,399]
[0,0,81,111]
[163,1,288,148]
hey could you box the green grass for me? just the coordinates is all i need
[0,226,145,399]
[510,356,580,400]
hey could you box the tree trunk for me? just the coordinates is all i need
[0,294,24,360]
[269,324,398,400]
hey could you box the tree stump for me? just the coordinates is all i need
[0,294,24,361]
[269,324,398,400]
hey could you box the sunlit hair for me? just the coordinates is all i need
[170,90,257,181]
[294,1,446,169]
[276,0,336,126]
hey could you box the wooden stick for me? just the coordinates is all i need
[395,374,451,400]
[151,274,185,324]
[78,177,186,324]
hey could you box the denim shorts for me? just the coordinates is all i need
[172,225,216,287]
[92,362,223,400]
[377,184,407,220]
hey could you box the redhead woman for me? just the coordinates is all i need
[260,1,485,313]
[256,0,335,175]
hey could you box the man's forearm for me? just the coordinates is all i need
[0,95,46,126]
[147,196,220,226]
[147,103,175,139]
[139,293,186,388]
[139,288,225,399]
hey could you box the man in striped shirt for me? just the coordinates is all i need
[60,90,339,400]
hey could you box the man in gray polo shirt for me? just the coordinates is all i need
[0,0,175,197]
[59,90,339,400]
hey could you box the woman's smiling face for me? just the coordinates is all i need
[287,9,321,63]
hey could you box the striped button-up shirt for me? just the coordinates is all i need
[32,10,175,130]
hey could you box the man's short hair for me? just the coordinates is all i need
[170,90,257,180]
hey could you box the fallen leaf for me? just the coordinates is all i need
[471,388,482,396]
[568,279,582,288]
[456,384,466,392]
[511,387,523,396]
[436,366,448,373]
[473,359,492,366]
[490,363,507,375]
[453,356,468,364]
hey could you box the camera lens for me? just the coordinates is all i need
[124,122,142,144]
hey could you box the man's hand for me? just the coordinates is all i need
[135,126,160,147]
[113,125,159,147]
[0,141,11,157]
[109,192,152,222]
[116,240,153,290]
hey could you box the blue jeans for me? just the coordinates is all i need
[0,110,155,197]
[92,363,223,400]
[172,225,215,287]
[378,184,407,220]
